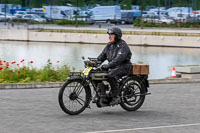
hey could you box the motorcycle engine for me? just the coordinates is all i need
[96,82,112,107]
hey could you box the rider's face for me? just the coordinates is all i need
[109,34,115,43]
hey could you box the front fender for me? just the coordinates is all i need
[67,76,83,81]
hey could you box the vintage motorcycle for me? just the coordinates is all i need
[58,57,150,115]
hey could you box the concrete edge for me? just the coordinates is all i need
[0,78,200,89]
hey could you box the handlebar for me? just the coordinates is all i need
[82,57,102,68]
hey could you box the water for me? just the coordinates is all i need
[1,41,200,79]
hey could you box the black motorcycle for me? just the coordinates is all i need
[58,57,150,115]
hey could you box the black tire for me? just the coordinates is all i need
[58,79,91,115]
[120,76,146,111]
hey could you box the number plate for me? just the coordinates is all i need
[82,67,92,76]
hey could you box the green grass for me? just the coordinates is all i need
[0,59,71,83]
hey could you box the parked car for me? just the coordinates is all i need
[120,12,133,24]
[22,14,46,22]
[0,12,15,21]
[14,11,27,18]
[159,16,175,24]
[143,16,174,24]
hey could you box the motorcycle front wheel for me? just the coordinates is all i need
[120,76,146,111]
[58,79,91,115]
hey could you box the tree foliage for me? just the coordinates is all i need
[2,0,200,10]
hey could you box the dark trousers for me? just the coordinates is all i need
[107,63,132,97]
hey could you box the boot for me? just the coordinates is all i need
[110,96,120,106]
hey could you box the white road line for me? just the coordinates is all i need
[84,123,200,133]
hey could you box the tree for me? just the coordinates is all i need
[120,0,132,9]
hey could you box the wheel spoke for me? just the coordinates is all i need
[76,87,84,96]
[59,80,88,115]
[76,98,84,106]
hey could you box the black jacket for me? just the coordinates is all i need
[97,39,132,68]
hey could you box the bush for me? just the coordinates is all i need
[55,20,90,25]
[133,20,200,28]
[10,19,90,25]
[0,59,71,83]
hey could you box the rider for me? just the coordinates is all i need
[97,26,132,106]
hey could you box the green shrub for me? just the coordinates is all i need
[0,59,70,83]
[133,20,200,28]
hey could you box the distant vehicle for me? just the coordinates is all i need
[173,13,189,23]
[120,12,133,24]
[26,12,49,21]
[167,7,192,20]
[90,5,121,24]
[0,12,15,21]
[159,16,175,24]
[43,6,75,20]
[143,16,174,24]
[22,14,46,22]
[14,11,27,18]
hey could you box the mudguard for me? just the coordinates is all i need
[121,75,149,93]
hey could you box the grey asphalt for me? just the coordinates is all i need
[0,83,200,133]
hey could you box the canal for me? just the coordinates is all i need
[1,41,200,79]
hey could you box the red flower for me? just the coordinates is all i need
[22,66,26,71]
[0,60,2,65]
[10,70,13,72]
[3,60,6,63]
[36,76,40,78]
[0,67,3,70]
[57,61,60,63]
[6,62,9,66]
[12,61,16,64]
[30,61,34,64]
[17,64,19,66]
[20,59,25,63]
[17,70,20,74]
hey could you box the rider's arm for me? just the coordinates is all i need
[97,43,109,63]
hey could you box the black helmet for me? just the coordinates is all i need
[107,26,122,39]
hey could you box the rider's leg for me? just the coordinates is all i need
[107,69,122,105]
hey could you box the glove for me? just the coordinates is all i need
[101,64,109,70]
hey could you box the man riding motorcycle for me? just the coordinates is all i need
[96,26,132,106]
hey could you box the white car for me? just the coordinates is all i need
[158,16,175,24]
[0,12,15,21]
[22,14,46,22]
[143,16,175,24]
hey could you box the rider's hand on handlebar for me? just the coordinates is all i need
[101,64,109,70]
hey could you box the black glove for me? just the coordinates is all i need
[101,64,109,70]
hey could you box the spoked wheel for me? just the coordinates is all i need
[58,79,91,115]
[120,76,146,111]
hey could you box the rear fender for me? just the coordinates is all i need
[121,75,149,93]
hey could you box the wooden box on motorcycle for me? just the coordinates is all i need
[132,64,149,75]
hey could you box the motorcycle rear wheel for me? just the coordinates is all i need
[120,76,146,111]
[58,79,91,115]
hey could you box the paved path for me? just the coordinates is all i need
[0,83,200,133]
